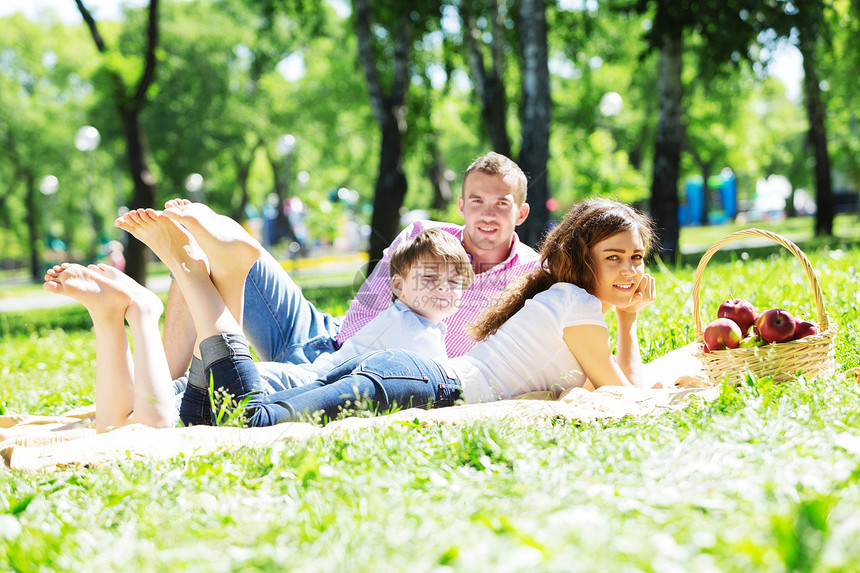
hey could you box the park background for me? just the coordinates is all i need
[3,2,860,571]
[1,0,859,289]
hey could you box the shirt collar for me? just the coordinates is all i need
[392,298,445,330]
[458,229,523,273]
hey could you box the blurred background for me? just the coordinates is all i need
[1,0,858,288]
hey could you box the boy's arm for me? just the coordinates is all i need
[344,305,448,358]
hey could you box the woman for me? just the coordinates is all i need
[197,197,658,426]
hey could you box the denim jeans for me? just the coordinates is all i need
[179,333,265,426]
[245,349,462,427]
[242,250,342,365]
[182,334,462,427]
[173,251,343,420]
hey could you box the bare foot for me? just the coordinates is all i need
[43,263,134,321]
[162,199,262,280]
[115,208,210,279]
[90,263,163,324]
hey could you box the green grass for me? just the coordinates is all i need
[679,212,860,248]
[2,244,860,571]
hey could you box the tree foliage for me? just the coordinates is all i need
[76,0,162,283]
[1,0,856,278]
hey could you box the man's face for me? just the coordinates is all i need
[458,171,529,264]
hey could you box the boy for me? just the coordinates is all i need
[245,228,475,389]
[161,152,538,380]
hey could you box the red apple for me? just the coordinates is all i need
[793,319,820,340]
[703,318,743,351]
[757,308,796,343]
[718,298,756,334]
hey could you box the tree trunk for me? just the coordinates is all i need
[24,173,42,282]
[235,141,262,220]
[78,0,160,283]
[650,25,684,261]
[517,0,551,247]
[800,33,834,236]
[461,1,511,157]
[354,0,411,273]
[426,139,453,210]
[368,113,408,270]
[700,164,711,226]
[265,151,299,246]
[232,151,252,221]
[119,108,157,285]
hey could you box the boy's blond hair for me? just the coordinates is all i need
[389,228,475,297]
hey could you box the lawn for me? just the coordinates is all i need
[2,233,860,571]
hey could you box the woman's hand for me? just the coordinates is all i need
[616,273,656,317]
[611,273,655,387]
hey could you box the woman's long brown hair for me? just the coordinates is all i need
[469,198,654,341]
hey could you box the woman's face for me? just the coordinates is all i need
[588,229,646,313]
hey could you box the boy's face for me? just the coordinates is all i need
[392,257,465,324]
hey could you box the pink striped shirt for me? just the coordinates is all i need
[337,220,540,357]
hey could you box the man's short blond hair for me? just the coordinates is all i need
[462,151,528,205]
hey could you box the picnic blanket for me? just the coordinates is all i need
[0,386,718,471]
[2,346,713,471]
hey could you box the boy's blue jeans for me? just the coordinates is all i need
[180,335,462,427]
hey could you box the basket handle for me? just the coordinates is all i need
[692,228,830,341]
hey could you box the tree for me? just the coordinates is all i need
[459,0,512,158]
[648,2,684,258]
[796,2,835,235]
[821,0,860,205]
[143,0,259,216]
[0,14,89,281]
[76,0,160,283]
[517,0,552,246]
[682,51,752,224]
[747,0,836,235]
[352,0,442,270]
[621,0,766,259]
[452,0,552,245]
[550,5,655,207]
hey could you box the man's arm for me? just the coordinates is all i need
[162,280,196,379]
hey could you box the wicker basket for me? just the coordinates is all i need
[692,228,837,385]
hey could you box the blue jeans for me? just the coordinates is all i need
[242,250,342,365]
[179,333,266,426]
[181,335,462,427]
[174,251,344,420]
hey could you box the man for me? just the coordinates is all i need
[162,151,539,383]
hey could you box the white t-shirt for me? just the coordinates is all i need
[446,282,606,403]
